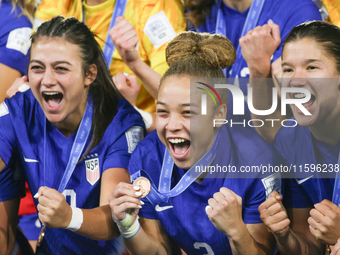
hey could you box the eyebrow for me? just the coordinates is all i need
[30,60,72,66]
[282,59,321,67]
[157,101,200,107]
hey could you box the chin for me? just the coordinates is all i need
[172,157,190,170]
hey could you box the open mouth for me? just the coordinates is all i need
[168,138,190,158]
[292,93,315,113]
[42,92,63,109]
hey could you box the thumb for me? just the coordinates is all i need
[268,20,281,43]
[116,16,124,23]
[126,75,140,90]
[228,189,242,205]
[270,191,283,201]
[114,72,128,88]
[34,186,48,199]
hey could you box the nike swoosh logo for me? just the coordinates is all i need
[23,155,39,163]
[155,205,173,212]
[297,175,314,185]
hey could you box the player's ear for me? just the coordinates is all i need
[214,104,227,123]
[84,64,97,87]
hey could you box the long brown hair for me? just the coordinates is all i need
[31,16,122,157]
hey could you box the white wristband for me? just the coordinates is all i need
[112,211,140,239]
[134,106,153,129]
[66,207,83,232]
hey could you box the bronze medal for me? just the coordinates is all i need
[37,226,45,247]
[133,177,151,198]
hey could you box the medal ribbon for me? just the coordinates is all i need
[131,132,220,205]
[215,0,265,77]
[43,95,94,193]
[39,95,93,247]
[81,0,128,68]
[332,151,340,206]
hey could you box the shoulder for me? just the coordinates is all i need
[0,1,32,30]
[35,0,79,21]
[104,99,146,141]
[273,123,310,163]
[261,0,321,24]
[228,126,278,165]
[128,130,165,174]
[274,123,309,150]
[4,90,37,118]
[130,130,163,160]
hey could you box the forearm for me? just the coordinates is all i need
[128,59,161,99]
[228,224,267,255]
[249,74,283,142]
[0,198,20,255]
[124,227,168,255]
[74,205,120,240]
[275,228,323,255]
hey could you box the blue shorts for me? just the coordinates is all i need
[18,213,42,240]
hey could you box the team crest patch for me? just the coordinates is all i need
[125,126,144,153]
[85,158,100,185]
[261,172,281,198]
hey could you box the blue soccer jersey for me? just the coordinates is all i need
[0,155,25,201]
[0,0,32,75]
[274,123,338,208]
[128,125,281,255]
[194,0,321,81]
[189,0,321,121]
[0,91,145,254]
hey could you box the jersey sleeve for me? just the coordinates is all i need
[0,7,32,75]
[272,2,321,61]
[0,101,18,165]
[241,179,266,224]
[282,178,314,208]
[103,101,145,171]
[0,160,25,201]
[103,126,144,170]
[138,0,186,75]
[242,148,282,223]
[35,0,81,22]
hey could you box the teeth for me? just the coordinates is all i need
[293,93,306,99]
[44,92,60,96]
[168,138,186,144]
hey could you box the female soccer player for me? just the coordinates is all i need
[249,21,340,254]
[0,16,145,254]
[109,31,282,255]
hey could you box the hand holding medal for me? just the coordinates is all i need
[34,186,73,246]
[109,179,150,238]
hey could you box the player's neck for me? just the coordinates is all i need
[223,0,252,12]
[85,0,107,6]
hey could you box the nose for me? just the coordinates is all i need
[166,113,183,132]
[41,68,56,87]
[289,69,308,87]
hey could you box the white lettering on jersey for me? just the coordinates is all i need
[144,11,176,48]
[240,67,250,77]
[261,172,281,198]
[125,126,144,153]
[6,27,32,55]
[62,189,77,207]
[85,158,100,186]
[0,102,9,117]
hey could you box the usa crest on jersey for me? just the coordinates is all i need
[85,157,100,185]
